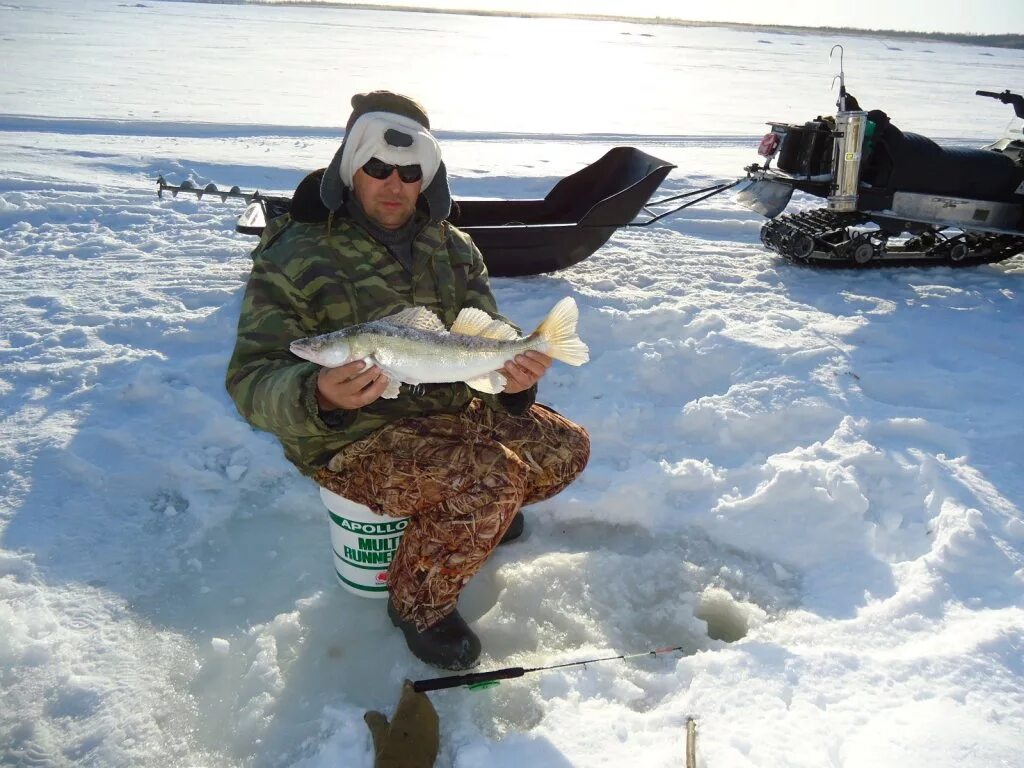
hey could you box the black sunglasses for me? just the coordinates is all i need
[361,157,423,184]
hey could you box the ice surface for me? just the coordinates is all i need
[1,1,1023,767]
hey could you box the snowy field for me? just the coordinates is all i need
[2,1,1024,766]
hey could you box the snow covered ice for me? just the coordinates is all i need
[2,1,1024,766]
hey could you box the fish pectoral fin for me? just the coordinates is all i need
[464,371,507,394]
[380,306,446,333]
[380,374,402,399]
[451,308,519,341]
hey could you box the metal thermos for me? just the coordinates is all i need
[828,111,868,212]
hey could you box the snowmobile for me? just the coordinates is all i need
[735,67,1024,267]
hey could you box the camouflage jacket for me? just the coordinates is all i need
[225,180,535,475]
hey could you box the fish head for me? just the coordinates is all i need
[289,333,352,368]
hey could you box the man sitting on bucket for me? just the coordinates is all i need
[226,91,590,670]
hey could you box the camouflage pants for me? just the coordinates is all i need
[315,400,590,630]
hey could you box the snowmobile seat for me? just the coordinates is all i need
[863,114,1023,203]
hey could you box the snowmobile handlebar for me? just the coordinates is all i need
[976,89,1024,119]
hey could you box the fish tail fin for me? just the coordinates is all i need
[533,297,589,366]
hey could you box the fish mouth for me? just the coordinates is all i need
[289,341,313,362]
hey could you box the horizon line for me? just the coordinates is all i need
[225,0,1024,44]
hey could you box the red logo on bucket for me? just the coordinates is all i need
[375,570,389,585]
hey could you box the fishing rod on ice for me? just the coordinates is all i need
[413,644,687,693]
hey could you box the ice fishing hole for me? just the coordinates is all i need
[694,587,762,643]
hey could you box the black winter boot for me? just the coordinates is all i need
[499,512,525,544]
[388,600,481,671]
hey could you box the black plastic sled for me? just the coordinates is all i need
[159,147,677,278]
[450,147,674,277]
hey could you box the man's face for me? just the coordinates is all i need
[351,164,422,230]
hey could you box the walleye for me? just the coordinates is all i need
[289,297,589,398]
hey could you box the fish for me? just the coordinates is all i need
[289,297,589,398]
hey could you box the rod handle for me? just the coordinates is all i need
[412,666,526,693]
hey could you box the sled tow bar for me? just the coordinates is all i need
[630,179,743,226]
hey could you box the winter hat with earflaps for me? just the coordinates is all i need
[320,90,452,223]
[338,113,442,191]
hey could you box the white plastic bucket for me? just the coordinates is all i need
[320,486,410,598]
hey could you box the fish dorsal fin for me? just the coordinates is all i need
[450,307,494,336]
[379,306,446,333]
[480,319,520,341]
[451,308,519,341]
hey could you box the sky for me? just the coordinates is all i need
[282,0,1022,35]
